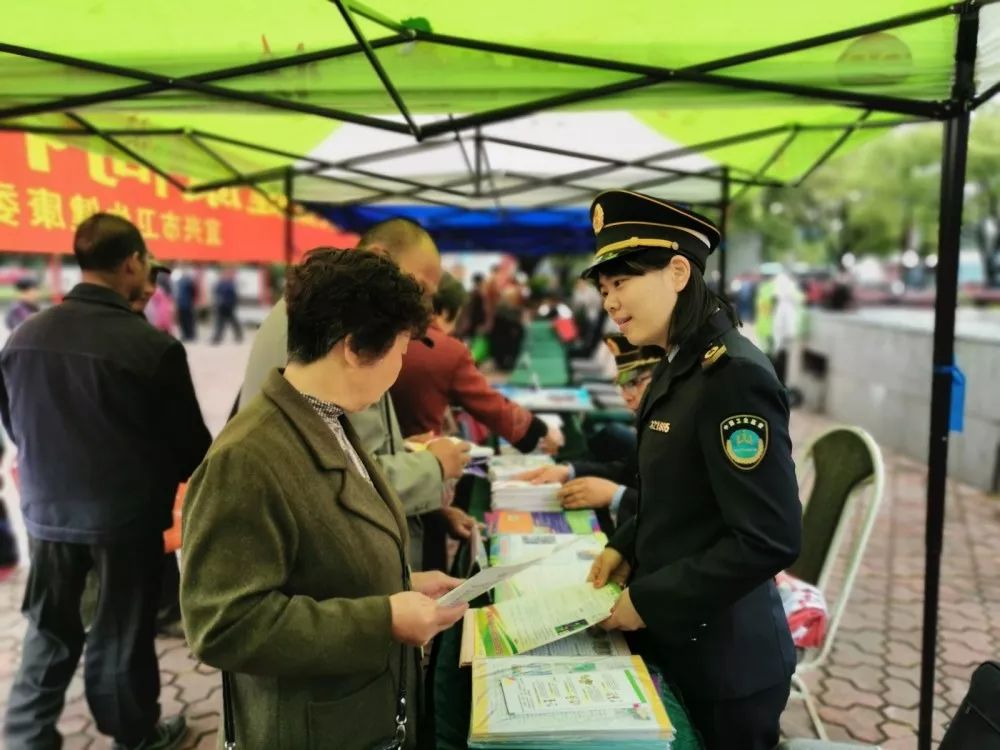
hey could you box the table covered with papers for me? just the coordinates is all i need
[430,460,704,750]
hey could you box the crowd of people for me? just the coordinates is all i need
[0,190,803,750]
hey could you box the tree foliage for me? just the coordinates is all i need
[730,111,1000,279]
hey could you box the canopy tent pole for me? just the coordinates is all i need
[917,5,979,750]
[284,169,295,268]
[719,167,730,297]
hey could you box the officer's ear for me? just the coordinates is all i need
[668,255,691,294]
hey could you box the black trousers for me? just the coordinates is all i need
[177,306,197,341]
[683,680,791,750]
[4,536,164,749]
[211,307,243,344]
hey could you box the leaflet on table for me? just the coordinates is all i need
[491,561,593,603]
[489,532,606,567]
[469,655,674,746]
[437,537,585,607]
[496,386,595,412]
[484,510,601,536]
[460,608,631,666]
[473,582,621,655]
[404,437,495,459]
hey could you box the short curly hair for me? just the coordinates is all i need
[286,248,430,365]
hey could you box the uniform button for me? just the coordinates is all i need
[700,622,708,628]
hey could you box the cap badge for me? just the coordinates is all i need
[592,203,605,234]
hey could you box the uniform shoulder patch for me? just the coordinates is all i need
[720,414,768,470]
[701,343,729,370]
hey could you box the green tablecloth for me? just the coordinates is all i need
[430,478,704,750]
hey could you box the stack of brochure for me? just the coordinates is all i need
[490,480,562,512]
[488,454,555,482]
[469,655,675,748]
[484,510,601,536]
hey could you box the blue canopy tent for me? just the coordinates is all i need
[311,204,594,256]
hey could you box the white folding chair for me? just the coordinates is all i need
[786,426,886,740]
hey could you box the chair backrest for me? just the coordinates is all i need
[789,426,885,665]
[788,427,882,587]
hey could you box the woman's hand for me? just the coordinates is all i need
[389,591,468,646]
[514,465,571,484]
[411,570,464,599]
[599,588,646,632]
[538,425,565,455]
[587,547,632,588]
[558,477,619,509]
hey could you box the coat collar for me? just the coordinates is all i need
[262,372,405,546]
[261,369,349,471]
[637,309,735,425]
[65,282,133,313]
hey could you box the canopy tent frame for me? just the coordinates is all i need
[2,3,999,747]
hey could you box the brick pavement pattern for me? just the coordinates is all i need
[0,336,997,748]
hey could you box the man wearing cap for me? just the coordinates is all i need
[1,213,211,750]
[516,333,662,528]
[584,191,801,750]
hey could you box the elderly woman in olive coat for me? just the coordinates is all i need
[181,249,467,750]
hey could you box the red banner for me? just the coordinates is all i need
[0,132,356,262]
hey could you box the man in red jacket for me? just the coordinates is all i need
[391,274,563,453]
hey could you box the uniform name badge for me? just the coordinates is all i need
[720,414,768,470]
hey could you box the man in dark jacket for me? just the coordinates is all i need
[0,213,212,750]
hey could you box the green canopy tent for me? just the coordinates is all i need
[2,2,1000,746]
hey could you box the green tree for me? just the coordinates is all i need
[730,111,999,282]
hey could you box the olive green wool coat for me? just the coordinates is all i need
[181,369,419,750]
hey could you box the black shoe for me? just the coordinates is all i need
[112,716,187,750]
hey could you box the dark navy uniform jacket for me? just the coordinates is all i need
[610,309,802,701]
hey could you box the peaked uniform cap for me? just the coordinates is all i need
[583,190,721,277]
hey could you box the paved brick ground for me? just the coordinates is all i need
[0,334,997,749]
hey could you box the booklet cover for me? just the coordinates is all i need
[460,609,631,667]
[469,655,675,748]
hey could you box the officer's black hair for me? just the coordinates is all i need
[594,248,739,350]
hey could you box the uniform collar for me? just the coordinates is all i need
[637,309,735,424]
[65,282,133,313]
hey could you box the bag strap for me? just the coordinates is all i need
[219,543,412,750]
[222,670,236,749]
[392,547,411,748]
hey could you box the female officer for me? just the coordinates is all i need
[585,190,802,750]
